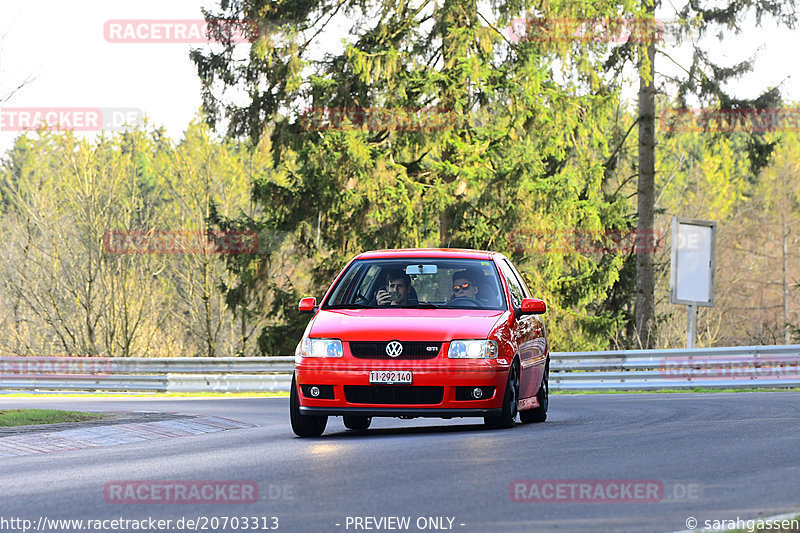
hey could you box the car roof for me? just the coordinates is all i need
[355,248,499,260]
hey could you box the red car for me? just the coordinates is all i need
[290,248,549,437]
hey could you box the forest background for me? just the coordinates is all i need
[1,1,798,357]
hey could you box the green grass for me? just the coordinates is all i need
[0,409,110,427]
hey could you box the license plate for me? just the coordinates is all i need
[369,371,412,384]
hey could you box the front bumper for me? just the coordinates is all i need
[294,358,510,418]
[299,406,502,418]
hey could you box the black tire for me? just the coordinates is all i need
[290,374,327,437]
[343,416,372,431]
[484,363,519,429]
[520,364,548,423]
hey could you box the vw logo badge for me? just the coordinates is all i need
[386,341,403,357]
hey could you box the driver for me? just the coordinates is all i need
[448,269,481,302]
[376,269,413,306]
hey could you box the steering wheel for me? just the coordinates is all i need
[447,296,479,307]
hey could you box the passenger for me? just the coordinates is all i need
[376,269,413,306]
[448,269,481,302]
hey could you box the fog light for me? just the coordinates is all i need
[309,386,320,397]
[472,387,483,399]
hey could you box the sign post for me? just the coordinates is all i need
[670,217,716,348]
[686,303,697,349]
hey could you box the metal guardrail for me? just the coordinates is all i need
[550,344,800,390]
[1,346,800,392]
[0,357,295,393]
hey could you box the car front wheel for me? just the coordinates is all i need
[290,374,327,437]
[343,416,372,430]
[484,363,518,429]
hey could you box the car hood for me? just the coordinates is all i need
[307,308,507,341]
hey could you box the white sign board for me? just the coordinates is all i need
[670,217,716,306]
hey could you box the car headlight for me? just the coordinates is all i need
[300,338,343,358]
[447,339,498,359]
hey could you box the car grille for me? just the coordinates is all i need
[344,385,444,405]
[348,341,442,359]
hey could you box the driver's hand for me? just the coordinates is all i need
[376,289,392,306]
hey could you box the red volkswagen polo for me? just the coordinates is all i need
[290,248,549,437]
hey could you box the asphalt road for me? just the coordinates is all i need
[1,393,800,533]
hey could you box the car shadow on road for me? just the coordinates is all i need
[305,420,559,439]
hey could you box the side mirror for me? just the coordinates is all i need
[519,298,546,315]
[298,297,317,314]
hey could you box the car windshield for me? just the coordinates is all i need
[323,258,506,310]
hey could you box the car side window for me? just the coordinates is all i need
[357,265,382,300]
[504,259,532,298]
[326,263,379,305]
[499,260,525,308]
